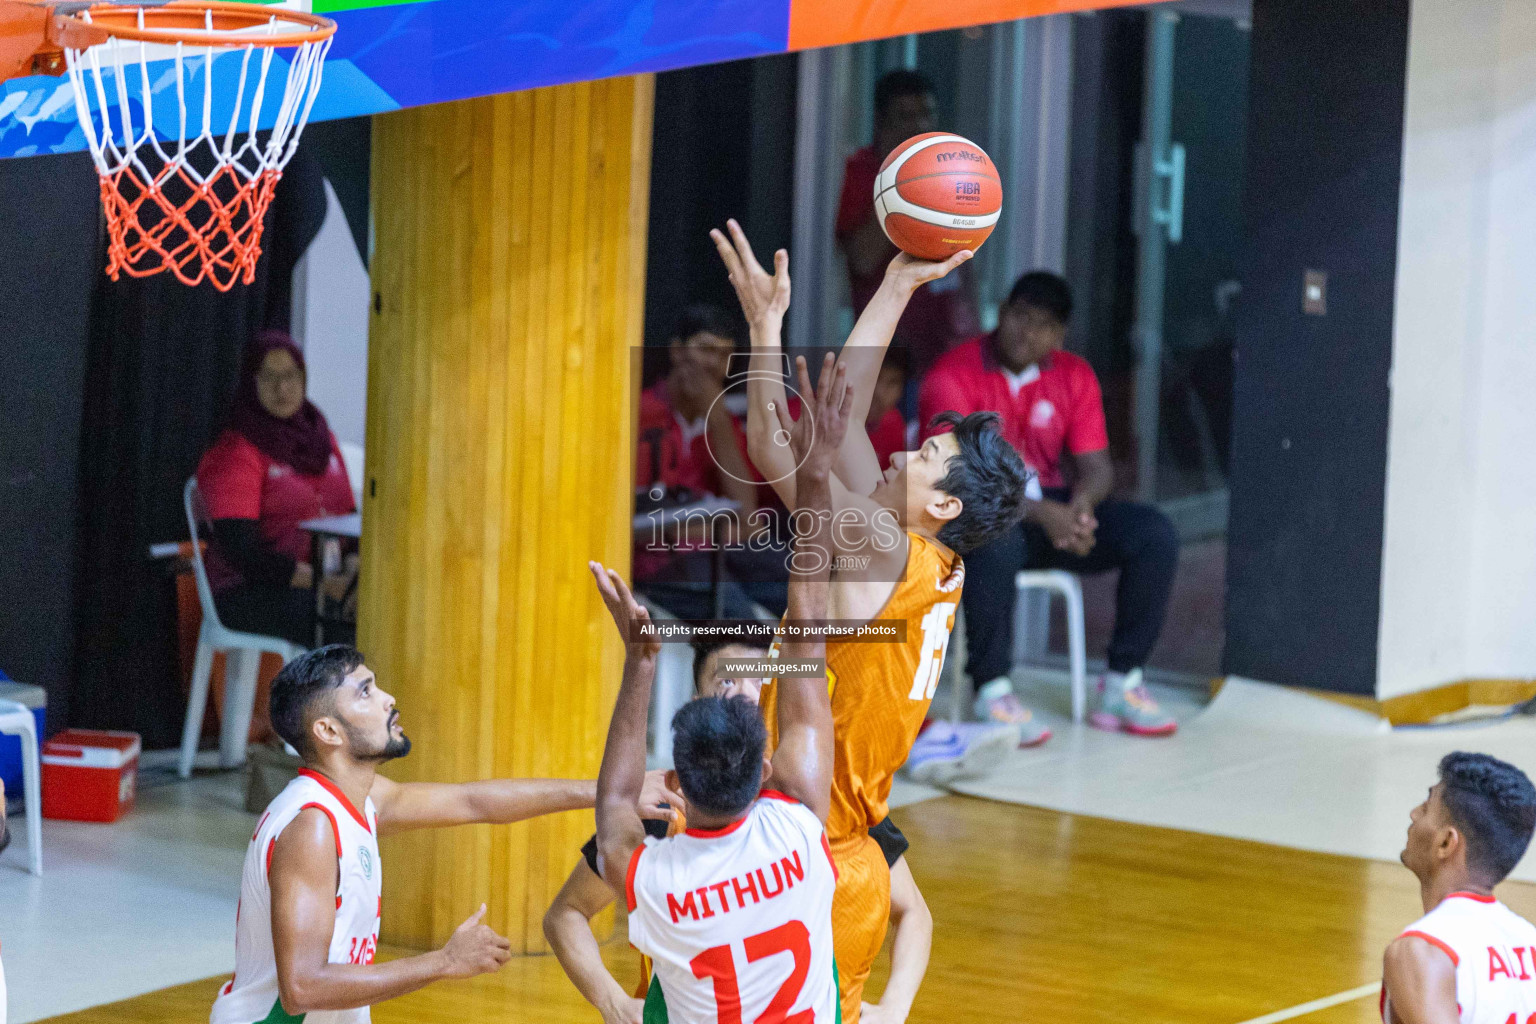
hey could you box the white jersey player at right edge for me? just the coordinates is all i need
[1383,752,1536,1024]
[590,351,854,1023]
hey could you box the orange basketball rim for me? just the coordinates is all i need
[0,1,337,290]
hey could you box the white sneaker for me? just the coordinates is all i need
[904,721,1022,786]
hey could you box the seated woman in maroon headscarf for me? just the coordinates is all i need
[195,330,356,648]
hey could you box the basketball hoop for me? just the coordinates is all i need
[49,1,337,290]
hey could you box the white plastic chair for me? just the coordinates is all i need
[1015,570,1087,722]
[949,569,1087,725]
[178,478,306,779]
[0,698,43,875]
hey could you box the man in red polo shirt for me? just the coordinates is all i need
[920,272,1180,739]
[635,304,789,622]
[837,70,976,408]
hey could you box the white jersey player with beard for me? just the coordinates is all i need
[208,646,680,1024]
[213,770,382,1024]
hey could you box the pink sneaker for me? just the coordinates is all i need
[1089,670,1178,737]
[972,678,1052,747]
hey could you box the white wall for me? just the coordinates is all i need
[1379,0,1536,698]
[291,177,371,449]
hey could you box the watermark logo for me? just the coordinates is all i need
[633,619,908,644]
[633,344,913,585]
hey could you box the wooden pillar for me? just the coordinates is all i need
[359,75,653,953]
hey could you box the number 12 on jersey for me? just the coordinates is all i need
[909,602,957,701]
[689,920,815,1024]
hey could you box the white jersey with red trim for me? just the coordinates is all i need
[1384,892,1536,1024]
[626,791,840,1024]
[211,768,382,1024]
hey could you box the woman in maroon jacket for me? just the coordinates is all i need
[196,331,355,648]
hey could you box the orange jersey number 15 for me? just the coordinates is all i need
[908,602,957,701]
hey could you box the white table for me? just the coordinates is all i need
[299,512,362,539]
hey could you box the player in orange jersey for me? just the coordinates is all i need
[711,222,1032,1024]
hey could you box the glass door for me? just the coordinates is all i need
[1130,5,1249,534]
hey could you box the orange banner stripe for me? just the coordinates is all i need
[788,0,1168,52]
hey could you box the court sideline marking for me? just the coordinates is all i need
[1233,982,1382,1024]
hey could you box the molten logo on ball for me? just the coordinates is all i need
[873,133,1002,262]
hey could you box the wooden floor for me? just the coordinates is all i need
[42,795,1536,1024]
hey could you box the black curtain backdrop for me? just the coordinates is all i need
[302,116,372,266]
[69,144,329,745]
[0,151,100,721]
[643,56,796,384]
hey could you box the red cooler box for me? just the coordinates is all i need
[42,729,142,822]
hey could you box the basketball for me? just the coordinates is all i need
[874,132,1002,261]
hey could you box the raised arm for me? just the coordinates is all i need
[711,221,905,580]
[591,563,662,898]
[836,251,972,497]
[269,810,509,1014]
[710,221,797,508]
[765,353,850,822]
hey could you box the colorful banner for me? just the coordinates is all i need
[789,0,1154,50]
[1,0,1157,159]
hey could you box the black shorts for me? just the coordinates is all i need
[580,816,671,875]
[868,815,909,867]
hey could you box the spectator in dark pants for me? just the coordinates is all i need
[920,272,1179,742]
[634,304,789,621]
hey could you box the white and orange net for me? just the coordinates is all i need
[58,1,334,290]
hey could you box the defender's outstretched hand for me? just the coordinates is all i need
[774,353,854,481]
[711,219,790,336]
[588,562,660,659]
